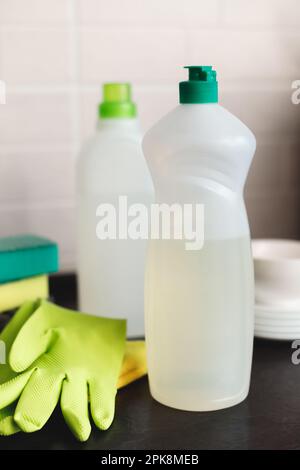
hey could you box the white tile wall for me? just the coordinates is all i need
[77,0,219,27]
[1,28,71,84]
[0,1,70,24]
[0,204,76,270]
[79,29,186,84]
[0,93,73,145]
[222,0,300,28]
[0,150,75,202]
[186,30,299,82]
[0,0,299,271]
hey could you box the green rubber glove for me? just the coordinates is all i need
[0,301,146,438]
[0,300,39,435]
[0,339,147,437]
[0,300,126,441]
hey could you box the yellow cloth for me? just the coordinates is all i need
[118,340,147,388]
[0,276,48,313]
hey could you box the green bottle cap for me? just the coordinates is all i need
[179,66,218,104]
[99,83,137,118]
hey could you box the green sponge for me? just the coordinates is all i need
[0,235,59,283]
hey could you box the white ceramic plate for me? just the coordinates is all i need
[255,305,300,320]
[252,239,300,310]
[255,316,300,326]
[254,329,300,340]
[255,324,300,334]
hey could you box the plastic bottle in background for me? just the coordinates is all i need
[142,66,256,411]
[77,83,153,337]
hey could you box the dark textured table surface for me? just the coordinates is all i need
[0,275,300,450]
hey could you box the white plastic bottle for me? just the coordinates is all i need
[142,66,256,411]
[77,83,153,337]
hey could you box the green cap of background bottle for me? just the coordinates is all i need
[179,66,218,104]
[99,83,137,118]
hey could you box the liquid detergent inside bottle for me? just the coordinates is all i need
[142,66,256,411]
[77,83,153,337]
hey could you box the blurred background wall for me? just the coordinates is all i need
[0,0,299,271]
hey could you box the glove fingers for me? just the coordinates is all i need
[9,307,51,372]
[0,369,33,408]
[89,379,116,431]
[0,300,39,345]
[0,403,20,436]
[61,376,91,442]
[14,369,64,433]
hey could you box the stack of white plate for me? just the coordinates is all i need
[253,239,300,341]
[255,305,300,340]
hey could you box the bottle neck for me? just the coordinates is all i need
[97,117,140,133]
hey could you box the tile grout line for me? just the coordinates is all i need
[3,84,178,94]
[0,199,76,212]
[3,82,295,94]
[67,0,81,155]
